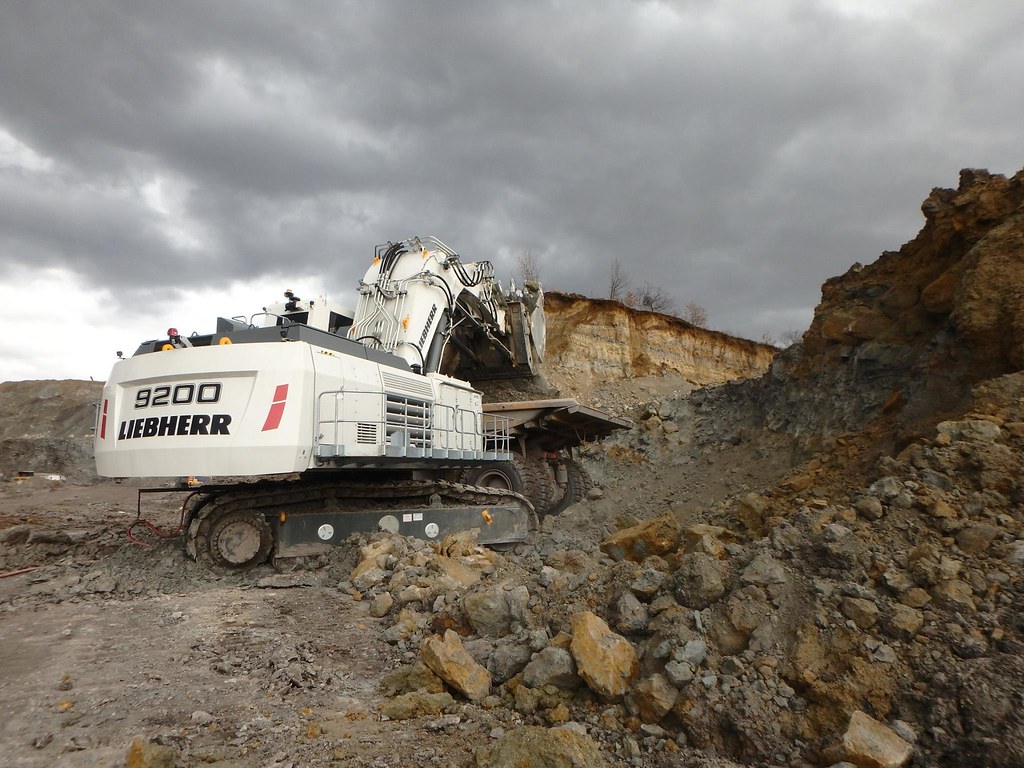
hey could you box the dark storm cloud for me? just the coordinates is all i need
[1,0,1022,341]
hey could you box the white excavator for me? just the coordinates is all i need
[95,237,627,570]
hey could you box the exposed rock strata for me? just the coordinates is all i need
[543,292,775,393]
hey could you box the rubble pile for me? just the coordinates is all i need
[351,169,1024,768]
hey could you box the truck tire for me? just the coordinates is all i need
[546,459,592,516]
[461,453,554,515]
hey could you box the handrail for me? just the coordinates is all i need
[314,388,510,460]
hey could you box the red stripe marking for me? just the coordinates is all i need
[261,384,289,431]
[100,400,108,439]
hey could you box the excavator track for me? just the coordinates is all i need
[185,478,537,571]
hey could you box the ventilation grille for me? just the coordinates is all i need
[356,423,378,444]
[381,371,434,400]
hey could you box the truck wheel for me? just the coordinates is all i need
[190,507,273,571]
[460,454,554,514]
[546,459,592,516]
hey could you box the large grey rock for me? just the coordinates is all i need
[740,552,787,586]
[664,660,694,687]
[613,591,650,634]
[523,647,581,689]
[936,419,1002,443]
[672,638,707,667]
[672,553,725,609]
[464,585,513,637]
[869,476,904,500]
[854,496,884,520]
[489,642,534,684]
[507,586,531,624]
[629,560,667,599]
[882,605,923,640]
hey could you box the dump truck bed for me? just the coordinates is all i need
[483,399,631,452]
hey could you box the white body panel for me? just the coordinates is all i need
[96,343,317,477]
[95,339,500,478]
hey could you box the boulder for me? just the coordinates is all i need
[380,690,455,720]
[931,579,975,611]
[628,559,667,599]
[379,661,445,696]
[125,739,178,768]
[384,608,427,644]
[464,585,513,637]
[489,641,534,684]
[569,612,638,700]
[476,725,606,767]
[841,710,913,768]
[734,493,768,531]
[672,638,707,667]
[854,497,884,520]
[523,647,581,689]
[351,563,387,592]
[882,605,923,640]
[841,597,880,629]
[664,660,694,687]
[936,419,1002,443]
[369,591,394,618]
[626,673,678,723]
[955,523,1000,555]
[421,630,492,702]
[613,590,650,634]
[672,553,725,609]
[600,513,681,562]
[431,554,483,587]
[740,552,787,586]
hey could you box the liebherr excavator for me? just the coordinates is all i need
[95,237,627,570]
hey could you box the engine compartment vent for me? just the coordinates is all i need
[356,422,378,444]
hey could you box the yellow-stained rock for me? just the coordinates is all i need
[600,513,681,562]
[476,725,607,767]
[841,710,913,768]
[570,611,638,700]
[125,739,178,768]
[627,673,678,723]
[430,554,482,587]
[421,630,491,702]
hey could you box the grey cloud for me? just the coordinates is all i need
[1,0,1022,346]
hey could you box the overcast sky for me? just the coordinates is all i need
[1,0,1022,381]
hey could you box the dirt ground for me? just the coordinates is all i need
[0,481,519,767]
[0,400,796,768]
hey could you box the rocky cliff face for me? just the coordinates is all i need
[0,380,101,481]
[542,292,776,394]
[695,168,1024,456]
